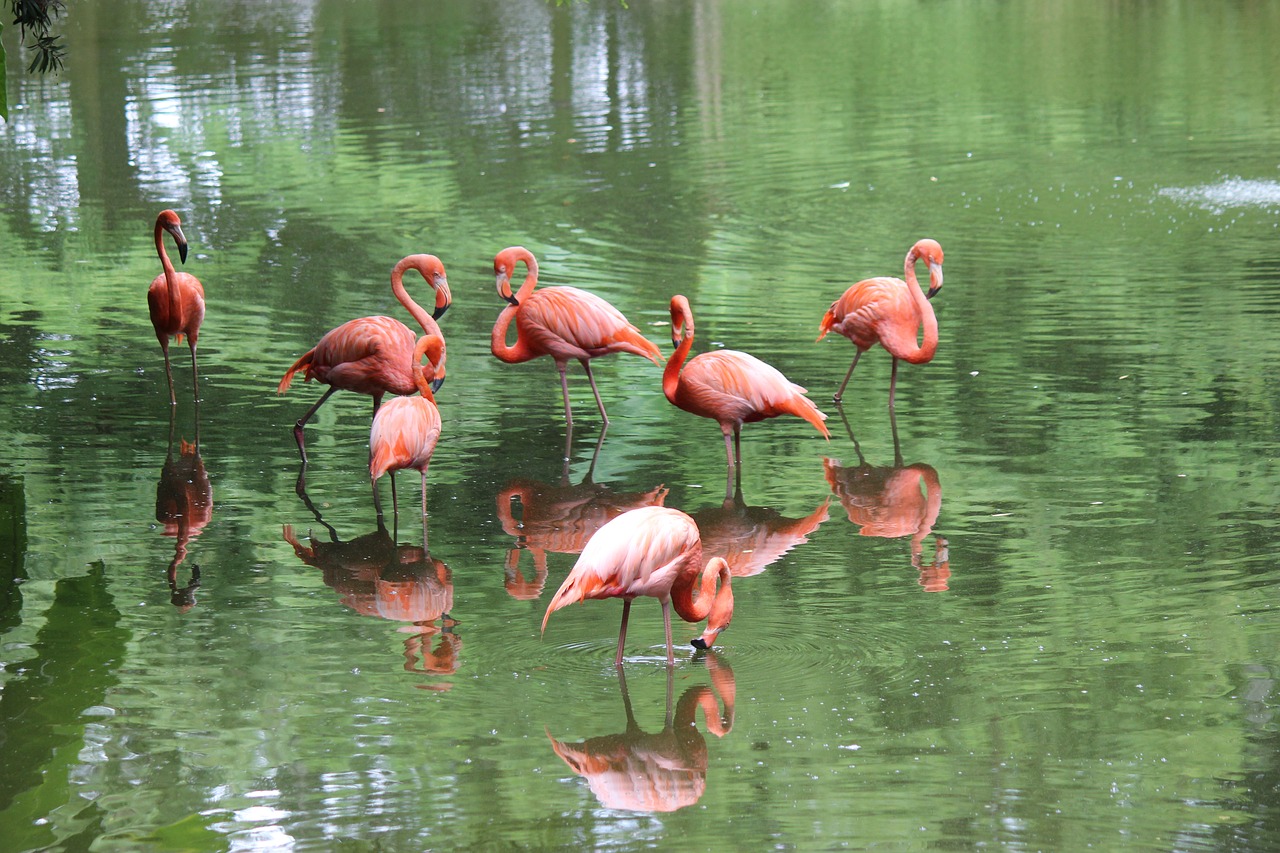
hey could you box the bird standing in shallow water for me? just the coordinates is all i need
[489,246,662,428]
[663,294,829,499]
[147,209,206,406]
[817,238,945,407]
[542,506,734,667]
[278,254,451,465]
[369,334,445,527]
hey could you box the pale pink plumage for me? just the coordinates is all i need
[147,209,206,406]
[542,506,734,667]
[817,238,945,406]
[491,246,662,426]
[368,335,444,521]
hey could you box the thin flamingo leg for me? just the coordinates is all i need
[160,339,177,406]
[833,349,862,403]
[390,471,399,518]
[662,599,674,668]
[581,359,610,425]
[557,362,574,428]
[189,340,200,405]
[615,599,632,666]
[292,386,339,462]
[887,358,899,411]
[371,477,384,520]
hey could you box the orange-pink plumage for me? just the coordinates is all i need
[369,335,444,521]
[490,246,662,427]
[663,294,828,498]
[279,254,450,463]
[147,209,206,406]
[817,238,945,407]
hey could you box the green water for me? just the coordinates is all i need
[2,1,1280,850]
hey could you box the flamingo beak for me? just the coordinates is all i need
[166,224,189,264]
[691,626,723,650]
[496,272,519,306]
[926,262,943,299]
[433,277,451,320]
[430,376,445,393]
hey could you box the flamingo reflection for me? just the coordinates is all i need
[283,493,459,686]
[155,409,211,610]
[546,653,735,812]
[691,488,830,578]
[497,431,667,599]
[824,409,950,591]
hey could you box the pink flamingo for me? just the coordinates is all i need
[369,335,444,523]
[664,294,829,498]
[490,246,662,427]
[817,238,945,406]
[278,254,450,463]
[147,210,206,406]
[542,506,734,667]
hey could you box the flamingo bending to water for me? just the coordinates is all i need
[817,238,945,407]
[278,254,451,463]
[147,209,206,406]
[542,506,734,667]
[663,294,829,498]
[490,246,662,427]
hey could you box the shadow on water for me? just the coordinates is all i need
[546,652,735,813]
[154,407,212,611]
[0,562,128,847]
[496,426,668,600]
[283,488,460,689]
[823,406,951,592]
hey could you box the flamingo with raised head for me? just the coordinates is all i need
[542,506,734,667]
[147,209,206,406]
[664,294,829,498]
[278,254,451,463]
[817,238,945,407]
[369,334,444,523]
[490,246,662,427]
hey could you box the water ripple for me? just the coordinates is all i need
[1158,177,1280,214]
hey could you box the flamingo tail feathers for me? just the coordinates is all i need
[277,349,315,394]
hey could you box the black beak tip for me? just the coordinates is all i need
[503,295,520,307]
[433,303,449,321]
[430,377,445,393]
[926,286,941,300]
[690,637,709,650]
[178,243,189,264]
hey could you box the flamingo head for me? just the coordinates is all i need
[494,246,535,307]
[669,294,694,346]
[412,334,446,401]
[909,238,944,299]
[425,256,451,319]
[157,209,189,264]
[690,557,733,651]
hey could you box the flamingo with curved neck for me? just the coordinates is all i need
[542,506,734,667]
[490,246,662,428]
[146,209,206,406]
[664,294,829,499]
[279,253,451,465]
[369,334,445,527]
[817,238,945,407]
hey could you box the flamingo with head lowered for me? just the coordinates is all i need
[278,254,451,464]
[369,334,445,527]
[542,506,734,667]
[817,238,945,407]
[664,294,829,499]
[490,246,662,428]
[147,209,206,406]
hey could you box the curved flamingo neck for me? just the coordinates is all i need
[392,257,439,336]
[663,300,695,402]
[671,556,728,624]
[155,219,180,317]
[490,251,540,364]
[412,336,442,400]
[891,248,938,364]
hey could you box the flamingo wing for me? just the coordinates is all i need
[542,507,699,629]
[309,316,416,393]
[524,287,660,361]
[821,277,916,349]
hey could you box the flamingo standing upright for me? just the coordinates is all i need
[147,209,206,406]
[369,334,445,525]
[663,294,829,498]
[816,238,946,407]
[490,246,662,427]
[278,254,451,463]
[542,506,734,667]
